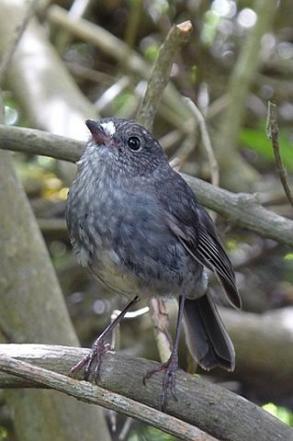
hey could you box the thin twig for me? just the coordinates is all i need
[56,0,92,53]
[137,21,192,131]
[266,101,293,207]
[184,98,220,187]
[0,352,216,441]
[171,129,198,170]
[55,0,94,52]
[0,125,292,246]
[118,417,133,440]
[0,0,39,86]
[68,0,93,18]
[66,61,114,85]
[95,76,130,111]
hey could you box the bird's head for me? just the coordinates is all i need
[82,118,167,178]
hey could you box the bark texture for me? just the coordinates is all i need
[0,345,291,441]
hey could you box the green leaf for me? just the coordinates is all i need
[144,44,159,62]
[240,128,293,170]
[0,426,8,440]
[262,403,293,426]
[284,252,293,261]
[201,11,220,46]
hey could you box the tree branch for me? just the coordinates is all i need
[184,97,219,187]
[0,125,83,161]
[183,174,293,247]
[0,124,292,246]
[0,352,213,441]
[266,101,293,207]
[137,21,192,131]
[0,344,290,441]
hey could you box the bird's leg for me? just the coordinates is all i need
[150,298,173,351]
[143,295,186,410]
[69,296,139,382]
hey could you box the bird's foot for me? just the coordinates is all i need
[143,353,178,410]
[69,338,110,383]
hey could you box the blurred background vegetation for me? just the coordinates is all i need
[0,0,292,440]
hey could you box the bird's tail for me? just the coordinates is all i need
[183,294,235,371]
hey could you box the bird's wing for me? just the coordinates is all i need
[155,169,241,309]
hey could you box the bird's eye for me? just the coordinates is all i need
[127,136,141,151]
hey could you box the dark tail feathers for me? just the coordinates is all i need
[183,295,235,371]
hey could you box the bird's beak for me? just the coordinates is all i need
[85,120,110,145]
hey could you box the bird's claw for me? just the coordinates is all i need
[69,338,110,383]
[143,353,178,410]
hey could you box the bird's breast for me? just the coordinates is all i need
[67,167,206,299]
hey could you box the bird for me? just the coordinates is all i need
[66,117,241,409]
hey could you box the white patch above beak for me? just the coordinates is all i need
[100,121,116,136]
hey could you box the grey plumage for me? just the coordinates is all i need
[66,117,241,373]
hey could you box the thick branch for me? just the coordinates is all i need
[137,21,192,131]
[0,345,290,441]
[0,353,212,441]
[0,124,84,161]
[0,124,292,247]
[183,174,293,247]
